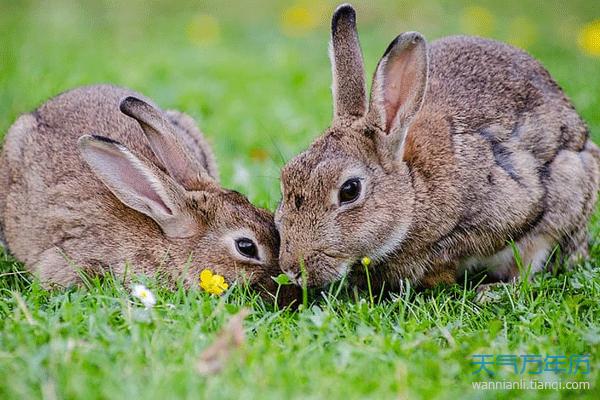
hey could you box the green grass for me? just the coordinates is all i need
[1,1,599,398]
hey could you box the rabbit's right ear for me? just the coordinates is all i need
[367,32,429,160]
[78,135,198,238]
[330,4,367,124]
[119,97,212,191]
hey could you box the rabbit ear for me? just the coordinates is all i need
[368,32,428,156]
[78,135,198,238]
[330,4,367,124]
[119,96,211,190]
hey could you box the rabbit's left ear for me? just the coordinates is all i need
[78,135,199,238]
[120,96,213,190]
[368,32,429,158]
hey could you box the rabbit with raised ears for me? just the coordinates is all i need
[0,84,296,302]
[275,4,600,290]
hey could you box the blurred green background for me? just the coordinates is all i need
[1,2,600,399]
[1,0,599,209]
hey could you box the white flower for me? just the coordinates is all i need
[132,284,156,308]
[232,161,251,188]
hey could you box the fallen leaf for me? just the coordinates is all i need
[196,309,250,376]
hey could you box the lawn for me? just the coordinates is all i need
[1,1,599,398]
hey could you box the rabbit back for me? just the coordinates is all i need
[391,36,599,282]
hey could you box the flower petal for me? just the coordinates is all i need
[212,286,224,295]
[213,275,225,286]
[132,284,146,298]
[200,269,213,282]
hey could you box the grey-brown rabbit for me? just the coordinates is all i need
[276,4,600,290]
[0,84,288,299]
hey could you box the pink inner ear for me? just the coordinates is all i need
[94,148,172,215]
[383,48,420,132]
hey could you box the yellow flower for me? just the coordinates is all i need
[361,256,371,268]
[187,14,221,46]
[507,16,538,50]
[200,269,229,295]
[460,6,495,37]
[280,4,319,37]
[578,20,600,57]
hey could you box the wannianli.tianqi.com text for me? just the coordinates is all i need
[471,380,591,390]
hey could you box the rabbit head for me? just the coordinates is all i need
[79,97,286,297]
[276,4,428,287]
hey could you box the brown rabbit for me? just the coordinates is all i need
[0,84,293,301]
[276,4,600,290]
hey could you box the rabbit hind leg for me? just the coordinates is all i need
[460,233,555,284]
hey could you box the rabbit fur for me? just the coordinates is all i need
[275,4,600,290]
[0,84,287,298]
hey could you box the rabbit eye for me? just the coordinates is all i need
[235,237,259,260]
[339,178,361,205]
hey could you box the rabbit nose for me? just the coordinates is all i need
[281,264,302,285]
[280,244,302,285]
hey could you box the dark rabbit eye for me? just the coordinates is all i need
[235,238,259,260]
[339,178,361,205]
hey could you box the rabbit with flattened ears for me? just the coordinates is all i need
[0,84,298,304]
